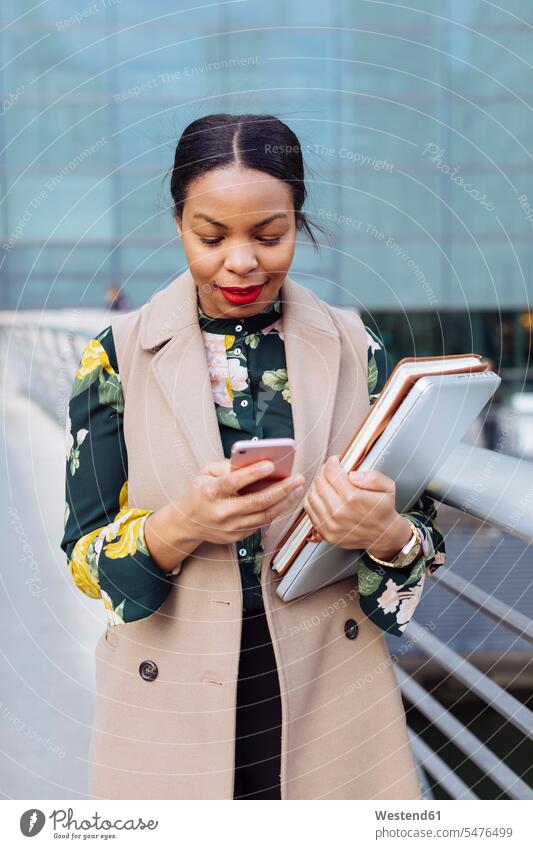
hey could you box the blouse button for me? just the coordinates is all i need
[235,324,243,332]
[239,548,247,556]
[234,347,241,355]
[240,399,248,408]
[251,436,259,441]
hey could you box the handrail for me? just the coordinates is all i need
[430,568,533,644]
[408,731,478,800]
[397,668,532,799]
[426,442,533,545]
[0,321,101,425]
[404,622,533,739]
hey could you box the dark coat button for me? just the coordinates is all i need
[344,618,359,640]
[139,660,158,681]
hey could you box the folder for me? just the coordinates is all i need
[271,353,501,602]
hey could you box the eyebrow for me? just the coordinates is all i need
[192,212,289,229]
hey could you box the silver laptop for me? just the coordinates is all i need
[276,370,501,601]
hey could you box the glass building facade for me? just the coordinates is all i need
[1,0,532,391]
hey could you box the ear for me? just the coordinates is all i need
[174,216,182,239]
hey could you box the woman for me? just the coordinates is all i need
[61,113,446,801]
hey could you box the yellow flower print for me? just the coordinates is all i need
[100,589,114,613]
[224,334,235,350]
[68,527,102,599]
[102,479,152,560]
[70,337,118,401]
[101,589,126,624]
[75,339,115,381]
[103,509,152,559]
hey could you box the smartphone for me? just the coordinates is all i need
[230,438,296,495]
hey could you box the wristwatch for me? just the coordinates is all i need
[366,519,425,569]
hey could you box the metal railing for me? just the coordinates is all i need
[0,311,106,425]
[404,444,533,799]
[2,314,532,801]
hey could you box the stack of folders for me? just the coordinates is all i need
[271,353,501,602]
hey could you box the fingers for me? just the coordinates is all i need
[304,456,363,540]
[322,455,355,500]
[348,467,395,493]
[236,485,304,532]
[202,459,231,478]
[216,460,276,497]
[237,472,305,514]
[313,456,354,513]
[311,460,345,515]
[304,489,328,536]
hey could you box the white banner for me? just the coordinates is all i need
[2,799,531,848]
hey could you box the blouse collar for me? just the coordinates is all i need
[197,294,282,335]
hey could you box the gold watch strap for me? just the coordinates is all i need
[366,519,423,568]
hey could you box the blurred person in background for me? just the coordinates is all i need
[105,284,132,311]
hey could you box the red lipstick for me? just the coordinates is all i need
[219,283,265,305]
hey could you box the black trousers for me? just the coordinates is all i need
[233,609,282,800]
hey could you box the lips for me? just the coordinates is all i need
[218,283,265,294]
[217,281,267,305]
[221,285,260,294]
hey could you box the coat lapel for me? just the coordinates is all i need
[139,269,342,551]
[141,268,225,472]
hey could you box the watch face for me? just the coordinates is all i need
[400,544,421,567]
[397,529,422,567]
[403,531,418,554]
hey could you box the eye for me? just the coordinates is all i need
[257,237,281,245]
[199,236,223,245]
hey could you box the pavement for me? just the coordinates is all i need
[1,389,105,799]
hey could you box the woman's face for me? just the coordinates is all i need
[176,164,297,318]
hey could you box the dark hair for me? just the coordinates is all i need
[169,113,326,252]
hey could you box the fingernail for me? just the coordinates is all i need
[290,486,304,501]
[291,474,305,486]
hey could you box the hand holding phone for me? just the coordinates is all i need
[148,450,305,566]
[230,437,296,494]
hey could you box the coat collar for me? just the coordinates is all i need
[140,267,342,557]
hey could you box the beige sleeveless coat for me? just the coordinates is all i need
[88,268,421,800]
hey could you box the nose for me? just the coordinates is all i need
[223,239,259,275]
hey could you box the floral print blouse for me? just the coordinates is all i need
[60,295,446,637]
